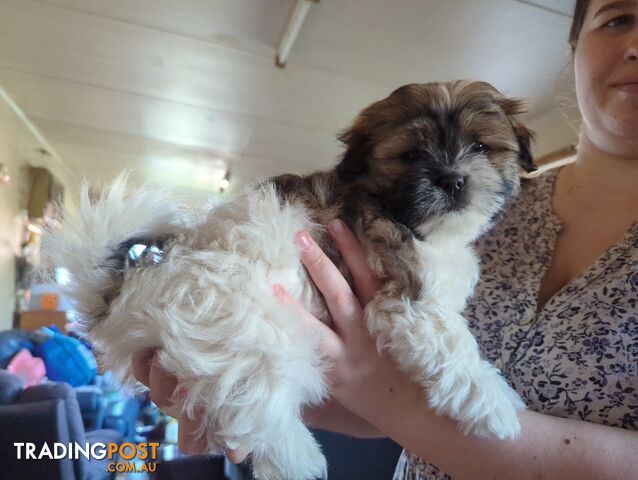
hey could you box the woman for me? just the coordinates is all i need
[133,0,637,478]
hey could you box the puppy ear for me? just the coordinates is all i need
[498,96,537,173]
[498,97,527,116]
[336,121,372,181]
[513,123,537,173]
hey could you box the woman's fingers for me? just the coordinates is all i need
[328,220,379,306]
[178,409,208,454]
[147,355,178,412]
[133,227,377,461]
[133,348,183,417]
[225,447,250,464]
[132,351,215,456]
[132,353,251,463]
[295,231,363,334]
[273,284,343,362]
[132,348,155,387]
[179,408,249,463]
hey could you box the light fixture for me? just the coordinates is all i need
[0,163,10,185]
[27,222,43,235]
[276,0,319,68]
[219,171,231,193]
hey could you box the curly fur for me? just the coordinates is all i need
[45,81,534,480]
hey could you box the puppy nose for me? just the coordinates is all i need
[453,176,466,191]
[439,174,467,193]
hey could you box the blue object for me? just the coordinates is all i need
[35,331,98,387]
[0,330,35,369]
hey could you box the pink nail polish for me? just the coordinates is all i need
[272,283,286,301]
[295,231,312,250]
[329,219,344,235]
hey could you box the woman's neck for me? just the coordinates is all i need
[560,132,638,209]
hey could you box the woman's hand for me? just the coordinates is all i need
[132,349,207,453]
[132,219,410,462]
[132,348,252,461]
[287,221,411,409]
[136,220,638,479]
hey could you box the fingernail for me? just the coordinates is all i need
[272,283,286,301]
[295,231,312,251]
[329,219,344,235]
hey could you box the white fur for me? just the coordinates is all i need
[45,173,524,480]
[366,234,525,440]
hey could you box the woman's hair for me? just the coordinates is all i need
[569,0,590,52]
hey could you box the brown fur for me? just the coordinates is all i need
[268,80,535,302]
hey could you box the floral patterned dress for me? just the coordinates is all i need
[393,168,638,480]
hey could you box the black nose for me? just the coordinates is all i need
[437,174,467,194]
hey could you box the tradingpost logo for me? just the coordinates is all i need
[14,441,161,474]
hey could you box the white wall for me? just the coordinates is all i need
[0,88,76,331]
[527,65,581,158]
[528,107,579,159]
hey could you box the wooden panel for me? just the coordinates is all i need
[0,0,396,133]
[242,120,341,176]
[19,310,67,332]
[262,65,391,133]
[33,118,231,198]
[0,0,276,121]
[35,116,342,193]
[0,69,255,155]
[34,117,231,167]
[291,0,571,113]
[37,0,295,54]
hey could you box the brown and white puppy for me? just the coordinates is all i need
[45,80,534,480]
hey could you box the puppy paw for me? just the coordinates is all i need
[251,419,327,480]
[254,453,327,480]
[464,387,524,440]
[427,360,525,441]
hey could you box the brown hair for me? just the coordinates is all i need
[569,0,591,52]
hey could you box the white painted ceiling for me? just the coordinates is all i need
[0,0,577,200]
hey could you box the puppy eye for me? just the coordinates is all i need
[126,242,164,268]
[472,143,490,155]
[404,149,432,163]
[403,150,420,162]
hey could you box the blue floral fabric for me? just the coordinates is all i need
[394,168,638,479]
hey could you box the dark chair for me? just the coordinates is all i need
[0,369,124,480]
[313,429,403,480]
[101,394,141,442]
[74,384,107,432]
[155,455,227,480]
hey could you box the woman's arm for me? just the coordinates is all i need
[132,220,638,476]
[294,221,638,480]
[345,368,638,480]
[303,399,386,439]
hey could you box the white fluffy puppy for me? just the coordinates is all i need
[45,81,534,480]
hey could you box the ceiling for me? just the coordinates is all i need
[0,0,578,201]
